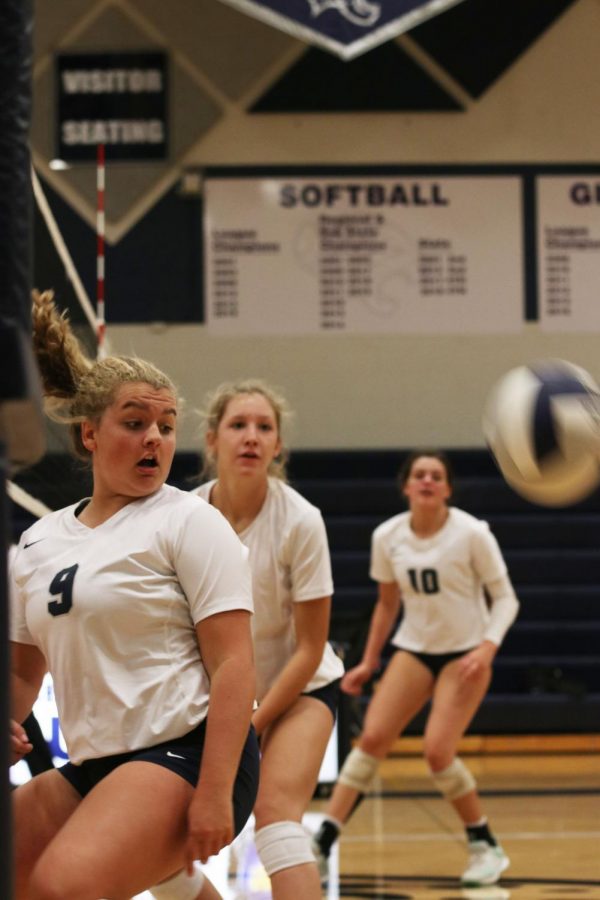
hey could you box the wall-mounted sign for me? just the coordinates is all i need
[56,52,168,161]
[537,176,600,331]
[204,172,525,334]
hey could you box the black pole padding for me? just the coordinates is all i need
[0,448,12,900]
[0,4,43,899]
[0,0,34,331]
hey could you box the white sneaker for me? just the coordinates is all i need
[310,837,329,885]
[461,841,510,886]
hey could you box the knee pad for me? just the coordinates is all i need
[254,821,315,876]
[151,866,205,900]
[430,757,476,800]
[338,747,379,794]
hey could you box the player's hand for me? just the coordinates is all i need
[341,662,376,696]
[184,786,233,873]
[10,719,33,766]
[457,641,497,682]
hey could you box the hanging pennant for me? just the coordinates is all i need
[216,0,467,60]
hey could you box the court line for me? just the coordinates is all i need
[377,786,600,797]
[340,872,600,887]
[341,829,600,843]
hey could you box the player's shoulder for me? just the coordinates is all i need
[11,502,82,572]
[189,480,213,502]
[450,506,491,535]
[270,478,323,521]
[159,483,216,517]
[152,485,240,547]
[18,502,80,543]
[373,510,410,540]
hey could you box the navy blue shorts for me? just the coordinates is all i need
[58,720,260,837]
[303,678,341,720]
[399,648,474,679]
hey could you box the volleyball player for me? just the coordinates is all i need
[151,379,344,900]
[9,291,259,900]
[312,450,519,887]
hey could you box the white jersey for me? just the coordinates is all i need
[194,478,344,700]
[10,484,252,764]
[370,507,515,653]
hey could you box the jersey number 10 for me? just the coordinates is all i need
[408,568,439,595]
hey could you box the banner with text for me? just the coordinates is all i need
[204,174,524,335]
[537,176,600,331]
[57,52,168,161]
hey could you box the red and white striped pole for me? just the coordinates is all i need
[96,143,106,358]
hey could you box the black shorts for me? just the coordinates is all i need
[58,720,260,837]
[302,678,341,720]
[399,648,474,679]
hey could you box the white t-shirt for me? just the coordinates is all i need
[194,478,344,700]
[10,484,252,764]
[370,507,515,653]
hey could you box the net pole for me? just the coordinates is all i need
[96,143,106,359]
[0,2,45,896]
[0,448,11,900]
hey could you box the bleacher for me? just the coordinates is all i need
[10,447,600,736]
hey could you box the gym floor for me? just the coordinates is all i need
[134,738,600,899]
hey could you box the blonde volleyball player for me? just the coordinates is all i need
[312,450,519,887]
[9,291,259,900]
[151,379,344,900]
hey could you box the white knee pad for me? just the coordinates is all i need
[430,757,476,800]
[150,866,205,900]
[338,747,379,794]
[254,821,315,876]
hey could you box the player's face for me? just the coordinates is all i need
[209,392,281,480]
[403,456,451,509]
[82,382,177,500]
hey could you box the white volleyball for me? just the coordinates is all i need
[482,359,600,506]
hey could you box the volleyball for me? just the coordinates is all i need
[482,359,600,506]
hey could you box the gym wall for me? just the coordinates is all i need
[29,0,599,451]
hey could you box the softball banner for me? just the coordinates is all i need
[204,172,525,335]
[216,0,467,60]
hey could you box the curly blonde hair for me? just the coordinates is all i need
[32,289,178,460]
[199,378,291,481]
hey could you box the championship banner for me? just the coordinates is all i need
[216,0,467,60]
[537,175,600,332]
[204,172,525,335]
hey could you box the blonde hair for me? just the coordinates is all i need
[200,378,291,480]
[32,289,179,461]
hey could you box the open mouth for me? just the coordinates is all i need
[138,457,158,468]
